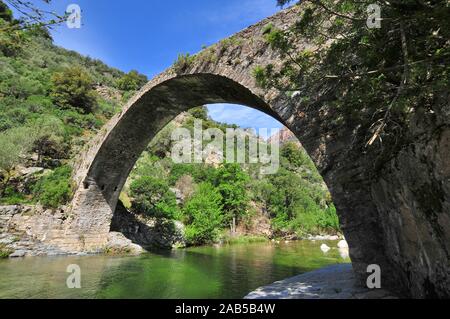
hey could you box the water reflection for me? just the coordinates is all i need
[0,240,350,299]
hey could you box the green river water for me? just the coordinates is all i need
[0,240,350,299]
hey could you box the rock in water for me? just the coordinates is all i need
[106,232,144,255]
[320,244,331,253]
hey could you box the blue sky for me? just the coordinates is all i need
[28,0,285,135]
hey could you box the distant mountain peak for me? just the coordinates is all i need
[268,127,301,146]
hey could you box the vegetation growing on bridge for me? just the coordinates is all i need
[256,0,449,159]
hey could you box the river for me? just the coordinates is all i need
[0,240,350,299]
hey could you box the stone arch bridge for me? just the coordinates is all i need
[46,5,449,298]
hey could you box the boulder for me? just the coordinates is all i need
[106,232,144,255]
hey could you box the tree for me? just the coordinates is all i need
[33,165,73,208]
[280,142,307,170]
[183,183,223,245]
[188,106,209,121]
[212,163,250,235]
[0,0,66,32]
[116,70,148,91]
[0,126,35,196]
[0,17,26,56]
[0,1,13,22]
[50,66,97,113]
[129,176,179,219]
[30,116,65,165]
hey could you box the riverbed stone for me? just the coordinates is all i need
[245,264,398,299]
[9,250,27,258]
[106,232,144,255]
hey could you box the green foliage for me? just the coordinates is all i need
[260,167,339,236]
[281,142,306,170]
[33,165,73,208]
[222,235,268,245]
[169,163,216,186]
[212,164,250,231]
[0,243,12,258]
[252,66,269,88]
[188,106,209,121]
[0,20,27,56]
[0,186,31,205]
[173,53,196,74]
[262,0,450,152]
[29,116,66,164]
[124,104,341,244]
[0,1,13,22]
[116,70,148,91]
[0,126,36,195]
[183,183,224,245]
[0,126,34,171]
[50,66,97,113]
[129,176,179,219]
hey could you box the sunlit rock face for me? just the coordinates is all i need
[29,3,449,298]
[268,127,301,147]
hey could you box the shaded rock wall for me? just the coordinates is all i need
[111,203,185,249]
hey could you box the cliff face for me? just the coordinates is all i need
[268,127,301,146]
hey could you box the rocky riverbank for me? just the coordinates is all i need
[245,264,398,299]
[0,204,187,257]
[0,203,344,258]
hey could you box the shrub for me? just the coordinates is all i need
[33,165,73,208]
[188,106,209,121]
[29,116,66,163]
[173,53,195,74]
[97,99,121,118]
[0,244,12,259]
[212,164,250,233]
[0,186,30,205]
[129,176,179,219]
[0,126,37,196]
[50,66,97,114]
[183,183,223,245]
[116,70,147,91]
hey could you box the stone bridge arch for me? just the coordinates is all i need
[57,4,450,298]
[71,72,282,232]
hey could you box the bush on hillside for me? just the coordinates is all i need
[33,165,73,208]
[183,183,224,245]
[116,70,147,91]
[130,176,179,219]
[50,66,97,114]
